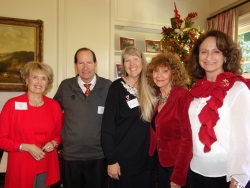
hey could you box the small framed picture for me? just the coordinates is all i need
[119,37,135,50]
[116,64,124,78]
[145,40,162,53]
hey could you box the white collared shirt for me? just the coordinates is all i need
[78,75,97,93]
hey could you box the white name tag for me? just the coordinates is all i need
[127,98,139,109]
[98,106,104,114]
[15,102,28,110]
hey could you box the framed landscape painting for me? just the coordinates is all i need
[0,16,43,91]
[119,37,135,50]
[145,40,162,53]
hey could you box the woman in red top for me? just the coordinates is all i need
[146,52,193,188]
[0,62,63,188]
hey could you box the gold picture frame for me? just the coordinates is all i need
[119,37,135,51]
[145,39,162,53]
[0,16,43,91]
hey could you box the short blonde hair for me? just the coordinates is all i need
[20,62,54,93]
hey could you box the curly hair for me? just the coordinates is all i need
[146,52,190,89]
[20,62,54,93]
[187,30,242,80]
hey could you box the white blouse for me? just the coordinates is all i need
[189,81,250,186]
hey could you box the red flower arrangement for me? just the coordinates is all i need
[161,2,203,64]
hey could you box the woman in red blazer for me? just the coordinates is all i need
[146,52,193,188]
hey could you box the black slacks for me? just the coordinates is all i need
[189,170,230,188]
[108,169,155,188]
[153,151,190,188]
[62,158,108,188]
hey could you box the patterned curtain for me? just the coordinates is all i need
[206,8,238,41]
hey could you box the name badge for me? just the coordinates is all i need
[98,106,104,114]
[15,102,28,110]
[127,98,139,109]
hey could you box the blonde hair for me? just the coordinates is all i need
[121,46,156,122]
[20,62,54,93]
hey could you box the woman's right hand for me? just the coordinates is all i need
[21,144,45,161]
[170,181,181,188]
[108,162,121,180]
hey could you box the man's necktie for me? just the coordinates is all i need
[84,83,91,96]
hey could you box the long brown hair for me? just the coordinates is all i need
[188,30,242,80]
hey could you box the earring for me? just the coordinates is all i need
[224,59,227,63]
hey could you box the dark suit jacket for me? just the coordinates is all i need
[149,86,193,186]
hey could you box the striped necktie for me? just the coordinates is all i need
[84,83,91,96]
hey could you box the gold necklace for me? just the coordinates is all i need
[159,90,171,104]
[29,99,44,107]
[35,100,43,107]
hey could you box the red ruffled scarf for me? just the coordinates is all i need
[190,72,250,152]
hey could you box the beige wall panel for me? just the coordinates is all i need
[115,0,199,29]
[209,0,241,14]
[63,0,110,80]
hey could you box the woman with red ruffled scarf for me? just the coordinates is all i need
[187,30,250,188]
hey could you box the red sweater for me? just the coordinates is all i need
[148,86,193,186]
[0,94,63,188]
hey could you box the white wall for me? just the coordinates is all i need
[110,0,210,80]
[209,0,238,14]
[0,0,213,110]
[62,0,110,80]
[0,0,59,107]
[0,0,111,110]
[209,0,250,16]
[113,0,208,31]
